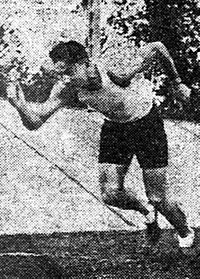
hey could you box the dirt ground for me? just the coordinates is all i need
[1,229,200,278]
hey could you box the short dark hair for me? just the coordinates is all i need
[49,41,88,64]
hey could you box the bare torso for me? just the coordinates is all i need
[78,72,154,122]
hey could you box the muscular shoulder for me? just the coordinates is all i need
[137,42,164,58]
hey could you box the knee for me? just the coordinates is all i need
[148,193,177,209]
[101,185,121,206]
[102,192,112,205]
[101,187,117,205]
[147,192,165,208]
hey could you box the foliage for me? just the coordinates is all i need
[145,0,200,85]
[102,0,200,83]
[145,0,200,120]
[102,0,149,46]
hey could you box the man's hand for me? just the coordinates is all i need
[86,63,102,91]
[49,79,68,100]
[48,75,72,105]
[7,68,21,82]
[171,81,191,103]
[7,81,25,109]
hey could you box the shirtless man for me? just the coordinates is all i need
[7,40,194,248]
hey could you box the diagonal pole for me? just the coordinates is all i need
[85,0,101,61]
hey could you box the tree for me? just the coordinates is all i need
[145,0,200,120]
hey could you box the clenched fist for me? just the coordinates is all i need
[171,81,191,103]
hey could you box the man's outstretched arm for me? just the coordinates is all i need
[7,80,80,130]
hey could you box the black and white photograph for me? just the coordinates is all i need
[0,0,199,278]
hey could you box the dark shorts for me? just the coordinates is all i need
[98,106,168,169]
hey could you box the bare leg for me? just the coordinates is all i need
[143,167,190,238]
[99,163,150,216]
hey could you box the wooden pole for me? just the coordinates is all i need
[85,0,101,61]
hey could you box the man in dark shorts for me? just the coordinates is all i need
[7,40,194,248]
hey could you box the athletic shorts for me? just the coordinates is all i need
[98,106,168,169]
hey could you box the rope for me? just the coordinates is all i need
[0,121,136,228]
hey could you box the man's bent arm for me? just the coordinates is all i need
[7,81,75,130]
[128,42,181,81]
[107,42,181,87]
[17,98,63,130]
[138,42,191,100]
[148,42,191,100]
[107,42,190,100]
[150,42,180,81]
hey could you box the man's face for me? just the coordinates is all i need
[53,59,89,88]
[73,62,88,80]
[54,60,73,75]
[71,61,91,88]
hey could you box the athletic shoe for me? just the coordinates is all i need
[177,228,195,248]
[146,220,161,244]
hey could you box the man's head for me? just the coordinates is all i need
[49,41,89,74]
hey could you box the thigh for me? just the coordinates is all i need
[98,120,135,165]
[135,110,168,169]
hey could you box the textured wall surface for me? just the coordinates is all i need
[0,100,199,234]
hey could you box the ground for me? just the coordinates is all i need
[1,229,200,278]
[0,99,199,278]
